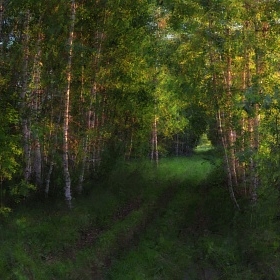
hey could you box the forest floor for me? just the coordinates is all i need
[1,150,280,279]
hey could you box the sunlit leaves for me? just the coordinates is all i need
[0,90,21,180]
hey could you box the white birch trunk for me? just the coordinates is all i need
[218,110,240,210]
[224,52,238,187]
[63,0,76,207]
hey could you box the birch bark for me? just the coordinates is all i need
[208,23,239,208]
[224,50,238,187]
[63,0,76,206]
[218,110,240,210]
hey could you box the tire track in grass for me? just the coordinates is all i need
[106,157,215,279]
[76,195,143,251]
[41,195,144,266]
[71,181,180,280]
[106,184,200,280]
[43,178,179,279]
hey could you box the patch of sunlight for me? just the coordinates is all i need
[195,133,213,152]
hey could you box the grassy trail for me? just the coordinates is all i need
[106,155,215,280]
[1,152,253,279]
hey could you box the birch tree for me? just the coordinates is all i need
[63,0,76,206]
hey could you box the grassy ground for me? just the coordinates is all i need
[0,151,280,279]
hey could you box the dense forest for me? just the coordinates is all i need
[1,0,280,279]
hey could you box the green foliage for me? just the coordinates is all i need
[0,113,21,181]
[0,206,12,218]
[1,0,280,278]
[9,180,37,203]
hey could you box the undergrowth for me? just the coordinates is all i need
[0,151,280,279]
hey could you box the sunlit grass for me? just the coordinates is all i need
[157,154,214,184]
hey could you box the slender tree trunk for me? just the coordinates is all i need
[218,110,240,210]
[241,117,247,195]
[63,0,76,207]
[79,25,106,185]
[45,160,54,197]
[151,115,159,166]
[22,119,32,181]
[45,111,60,197]
[125,130,133,160]
[241,53,249,195]
[175,134,179,156]
[224,50,238,187]
[209,24,239,208]
[249,103,260,203]
[248,117,257,202]
[33,134,42,187]
[0,0,4,52]
[77,137,87,194]
[77,50,86,194]
[229,128,238,186]
[31,34,43,188]
[248,19,266,202]
[89,85,98,171]
[20,10,32,182]
[96,94,107,165]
